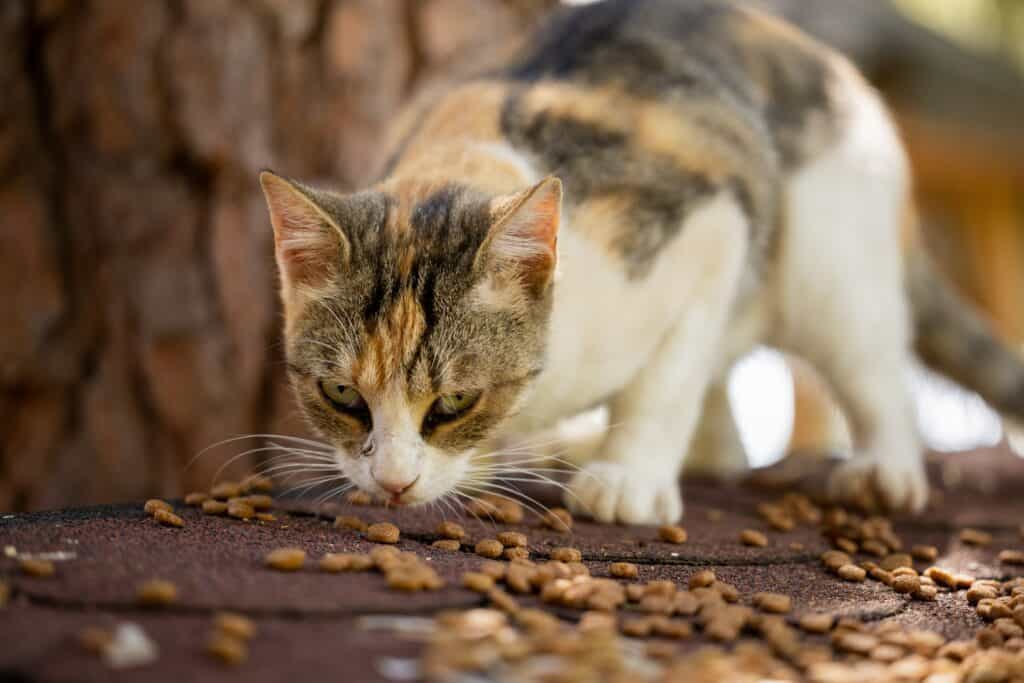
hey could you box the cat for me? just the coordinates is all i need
[258,0,1024,524]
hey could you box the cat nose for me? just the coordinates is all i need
[373,474,419,495]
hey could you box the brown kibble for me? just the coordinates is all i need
[346,490,373,506]
[202,499,228,515]
[265,547,305,571]
[497,531,527,548]
[861,539,888,557]
[319,553,373,573]
[880,553,913,571]
[20,558,55,577]
[707,509,723,522]
[333,515,366,532]
[689,570,716,589]
[210,482,242,500]
[821,550,851,572]
[542,507,573,531]
[144,499,173,515]
[184,492,208,506]
[870,644,904,663]
[833,631,879,655]
[838,564,866,582]
[911,545,938,562]
[609,562,639,579]
[78,626,113,654]
[488,588,519,613]
[136,579,178,606]
[892,574,920,594]
[715,581,740,603]
[502,547,530,561]
[998,550,1024,565]
[924,566,957,588]
[799,613,834,634]
[475,539,504,559]
[207,633,247,665]
[659,525,688,544]
[462,572,495,593]
[366,522,400,544]
[254,512,276,522]
[437,521,466,540]
[753,592,792,614]
[870,567,894,585]
[789,542,805,551]
[740,529,768,547]
[243,476,274,493]
[241,494,273,510]
[960,528,992,546]
[494,500,524,524]
[214,613,256,640]
[154,508,185,527]
[478,561,506,580]
[0,581,8,608]
[550,547,582,563]
[621,618,653,638]
[431,539,461,552]
[834,537,858,554]
[226,500,254,520]
[967,584,999,603]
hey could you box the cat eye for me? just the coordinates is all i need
[424,391,480,430]
[318,381,368,418]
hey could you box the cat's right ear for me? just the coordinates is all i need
[259,171,350,294]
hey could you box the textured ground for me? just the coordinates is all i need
[1,446,1022,682]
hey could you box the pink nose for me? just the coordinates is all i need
[374,475,418,496]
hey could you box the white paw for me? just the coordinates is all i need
[827,454,928,513]
[566,462,683,525]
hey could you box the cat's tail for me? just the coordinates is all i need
[908,247,1024,421]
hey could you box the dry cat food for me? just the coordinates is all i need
[254,512,276,522]
[264,547,306,571]
[609,562,639,579]
[319,553,373,573]
[143,499,173,515]
[184,492,208,506]
[998,550,1024,565]
[541,507,573,531]
[911,545,938,562]
[202,499,228,515]
[740,529,768,547]
[821,550,851,572]
[346,490,373,506]
[366,522,400,544]
[243,476,274,493]
[0,580,9,608]
[891,574,920,594]
[437,521,466,540]
[462,572,495,593]
[959,528,993,546]
[77,626,113,654]
[210,482,242,500]
[334,515,367,532]
[838,564,867,582]
[550,547,582,562]
[924,566,957,588]
[214,612,255,640]
[879,553,913,571]
[226,500,255,520]
[20,558,55,577]
[752,592,791,614]
[478,561,506,580]
[431,540,461,551]
[242,494,274,510]
[136,579,178,606]
[503,547,530,561]
[154,508,185,528]
[658,525,688,544]
[207,632,247,665]
[798,613,835,634]
[497,531,527,548]
[475,539,504,559]
[688,570,716,589]
[834,537,858,554]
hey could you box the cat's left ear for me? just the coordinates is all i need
[480,176,562,296]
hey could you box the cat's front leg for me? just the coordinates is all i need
[566,196,751,525]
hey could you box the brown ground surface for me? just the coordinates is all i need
[1,446,1022,682]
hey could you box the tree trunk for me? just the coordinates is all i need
[0,0,553,511]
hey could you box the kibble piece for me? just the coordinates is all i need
[550,547,582,563]
[861,539,888,557]
[265,547,306,571]
[462,572,495,593]
[609,562,639,579]
[833,631,879,655]
[914,584,938,601]
[892,574,920,594]
[658,525,688,544]
[838,564,867,582]
[798,613,834,634]
[715,581,740,603]
[478,561,506,580]
[753,592,792,614]
[834,537,858,554]
[436,521,466,541]
[254,512,276,522]
[880,553,913,572]
[345,490,372,506]
[967,584,999,603]
[226,500,254,520]
[870,568,894,585]
[243,476,274,493]
[214,612,256,640]
[740,529,768,547]
[495,500,525,525]
[475,539,504,559]
[184,492,208,506]
[431,539,461,552]
[911,545,938,562]
[821,550,851,572]
[207,633,247,665]
[319,553,373,573]
[0,580,8,608]
[998,550,1024,565]
[20,558,55,577]
[621,618,653,638]
[497,531,527,548]
[210,482,242,500]
[870,644,905,663]
[960,528,992,546]
[242,494,273,510]
[925,566,957,588]
[488,588,519,613]
[202,499,228,515]
[334,515,367,532]
[688,570,716,589]
[541,507,573,531]
[503,547,530,561]
[136,579,178,606]
[154,508,185,527]
[144,499,173,515]
[366,522,400,544]
[78,626,113,654]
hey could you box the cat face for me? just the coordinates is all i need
[260,172,561,505]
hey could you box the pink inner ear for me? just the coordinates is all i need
[489,177,561,281]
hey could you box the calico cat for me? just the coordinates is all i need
[259,0,1024,524]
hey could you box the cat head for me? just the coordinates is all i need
[259,171,561,505]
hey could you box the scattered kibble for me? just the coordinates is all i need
[659,525,688,544]
[503,547,530,561]
[475,539,504,559]
[136,579,178,607]
[226,500,255,520]
[202,500,228,515]
[244,476,274,493]
[497,531,527,548]
[960,528,993,546]
[834,537,858,554]
[319,553,373,573]
[892,574,920,594]
[210,482,242,500]
[78,626,113,654]
[925,566,957,588]
[550,547,582,563]
[254,512,276,522]
[799,613,834,634]
[334,515,367,532]
[911,545,938,562]
[143,499,173,515]
[346,490,373,506]
[431,539,461,551]
[753,592,791,614]
[880,553,913,571]
[437,521,466,540]
[821,550,851,572]
[838,564,866,582]
[265,548,306,571]
[20,558,55,578]
[184,492,208,506]
[214,612,255,640]
[609,562,639,579]
[207,632,247,665]
[462,572,495,593]
[0,580,8,608]
[154,508,185,528]
[366,522,400,544]
[740,529,768,547]
[998,550,1024,565]
[541,508,573,531]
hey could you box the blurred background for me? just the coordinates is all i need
[1,0,1022,511]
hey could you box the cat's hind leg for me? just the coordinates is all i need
[566,194,750,524]
[683,377,750,476]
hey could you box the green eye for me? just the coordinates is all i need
[318,381,367,412]
[424,392,480,431]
